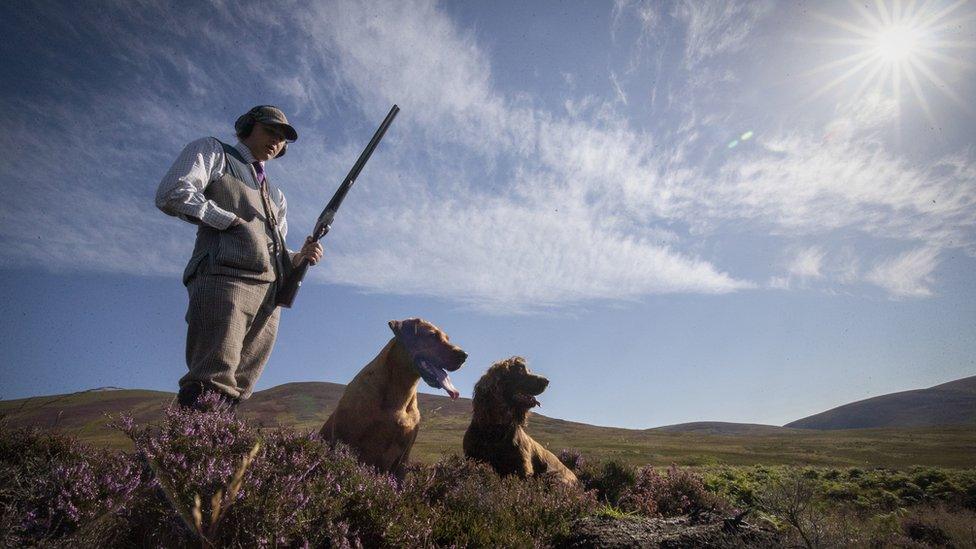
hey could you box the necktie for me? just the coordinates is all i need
[253,161,278,229]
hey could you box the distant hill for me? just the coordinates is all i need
[0,382,565,459]
[652,422,796,436]
[786,375,976,430]
[2,381,976,468]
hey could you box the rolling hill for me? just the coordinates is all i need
[651,422,797,436]
[2,379,976,468]
[786,375,976,430]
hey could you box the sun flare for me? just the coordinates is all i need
[875,24,920,61]
[806,0,975,123]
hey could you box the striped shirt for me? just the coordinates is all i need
[155,138,290,242]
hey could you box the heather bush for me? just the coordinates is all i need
[0,419,145,546]
[406,454,597,547]
[227,428,431,547]
[896,505,976,547]
[618,464,730,517]
[901,513,952,546]
[577,458,636,505]
[112,396,436,547]
[557,448,585,471]
[5,411,975,548]
[2,405,595,547]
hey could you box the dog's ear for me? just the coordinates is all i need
[390,319,426,357]
[472,363,514,425]
[390,318,425,337]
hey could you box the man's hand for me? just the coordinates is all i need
[228,216,245,228]
[294,236,324,267]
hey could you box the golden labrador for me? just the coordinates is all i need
[320,318,466,477]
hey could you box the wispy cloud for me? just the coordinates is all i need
[866,247,941,298]
[788,246,826,279]
[611,0,660,45]
[609,71,628,105]
[674,0,774,68]
[706,122,976,248]
[0,0,757,314]
[294,0,753,312]
[1,0,972,312]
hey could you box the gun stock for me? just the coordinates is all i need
[275,257,308,308]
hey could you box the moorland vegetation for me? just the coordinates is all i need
[2,399,974,547]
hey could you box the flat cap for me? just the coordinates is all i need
[237,105,298,142]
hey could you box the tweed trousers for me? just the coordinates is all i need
[181,267,280,400]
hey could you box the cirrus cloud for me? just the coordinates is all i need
[0,0,972,313]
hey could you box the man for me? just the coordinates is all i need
[155,105,323,410]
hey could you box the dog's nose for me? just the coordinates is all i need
[456,349,468,362]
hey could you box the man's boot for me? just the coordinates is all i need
[177,381,239,412]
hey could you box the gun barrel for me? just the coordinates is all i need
[344,105,400,193]
[321,105,400,221]
[276,104,400,308]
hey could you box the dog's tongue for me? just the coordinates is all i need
[441,375,460,400]
[417,359,460,400]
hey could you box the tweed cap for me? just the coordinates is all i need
[237,105,298,142]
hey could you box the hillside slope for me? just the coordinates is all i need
[2,382,976,468]
[651,422,797,436]
[786,375,976,430]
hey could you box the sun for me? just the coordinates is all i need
[804,0,975,123]
[875,24,920,61]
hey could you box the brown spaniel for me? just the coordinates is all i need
[463,356,578,485]
[321,318,467,477]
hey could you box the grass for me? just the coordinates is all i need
[594,504,641,519]
[2,385,976,468]
[414,415,976,469]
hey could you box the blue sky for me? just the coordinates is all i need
[1,0,974,428]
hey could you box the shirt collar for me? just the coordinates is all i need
[234,140,259,165]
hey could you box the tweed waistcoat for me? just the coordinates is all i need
[182,141,289,285]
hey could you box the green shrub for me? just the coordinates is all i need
[701,467,762,508]
[911,467,949,489]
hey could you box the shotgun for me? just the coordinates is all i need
[275,104,400,308]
